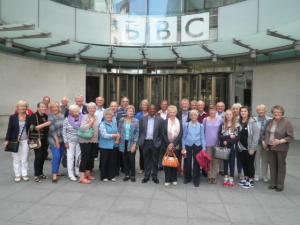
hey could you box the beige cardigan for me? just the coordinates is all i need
[263,118,294,152]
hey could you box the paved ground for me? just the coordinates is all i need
[0,140,299,225]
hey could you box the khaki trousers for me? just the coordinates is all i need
[207,147,220,179]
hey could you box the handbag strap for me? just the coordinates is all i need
[17,120,26,142]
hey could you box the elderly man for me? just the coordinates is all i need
[60,97,69,116]
[197,100,207,123]
[216,101,226,121]
[177,98,191,125]
[65,95,88,117]
[158,100,168,120]
[95,96,105,123]
[116,96,129,123]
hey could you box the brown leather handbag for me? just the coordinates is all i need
[162,150,179,168]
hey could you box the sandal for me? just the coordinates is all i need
[34,176,41,183]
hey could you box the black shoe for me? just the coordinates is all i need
[131,177,136,182]
[141,178,149,183]
[39,174,47,179]
[268,185,276,190]
[123,176,130,181]
[158,166,163,171]
[152,177,159,184]
[194,183,200,187]
[275,187,284,192]
[184,180,191,184]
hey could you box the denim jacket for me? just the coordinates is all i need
[118,117,139,152]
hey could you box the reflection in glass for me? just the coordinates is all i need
[185,0,205,13]
[148,0,181,15]
[112,0,146,15]
[93,0,110,12]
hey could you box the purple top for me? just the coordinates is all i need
[204,117,222,147]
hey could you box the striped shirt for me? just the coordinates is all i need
[62,118,79,144]
[48,114,64,147]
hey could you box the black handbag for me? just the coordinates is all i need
[28,114,42,150]
[5,122,26,153]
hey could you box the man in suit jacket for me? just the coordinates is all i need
[139,105,163,184]
[177,98,191,125]
[64,95,88,117]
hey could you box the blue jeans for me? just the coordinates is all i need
[224,146,235,177]
[50,144,65,174]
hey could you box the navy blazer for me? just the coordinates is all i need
[5,114,31,141]
[139,115,163,149]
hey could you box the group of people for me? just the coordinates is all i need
[4,95,294,191]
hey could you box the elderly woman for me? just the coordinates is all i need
[237,106,259,189]
[162,105,183,186]
[219,109,238,187]
[29,102,51,183]
[63,104,82,181]
[99,109,120,182]
[263,105,293,191]
[48,102,65,183]
[203,105,223,184]
[4,100,31,182]
[79,102,99,184]
[119,105,139,182]
[182,109,206,187]
[254,104,272,182]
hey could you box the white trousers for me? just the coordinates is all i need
[254,144,269,180]
[12,140,29,177]
[67,142,81,177]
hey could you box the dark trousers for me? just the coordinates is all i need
[143,140,159,179]
[115,149,124,175]
[224,146,235,177]
[238,150,256,179]
[164,150,180,183]
[34,140,48,176]
[122,141,136,178]
[158,145,166,168]
[138,145,144,170]
[235,144,243,174]
[100,148,116,180]
[268,150,287,188]
[79,143,97,172]
[184,145,201,185]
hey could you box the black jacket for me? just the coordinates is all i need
[176,111,191,124]
[139,115,163,148]
[5,114,31,142]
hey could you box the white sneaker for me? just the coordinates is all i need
[254,176,260,182]
[22,176,29,182]
[164,182,170,186]
[69,176,77,181]
[172,182,177,185]
[14,177,21,183]
[110,178,116,182]
[103,178,109,182]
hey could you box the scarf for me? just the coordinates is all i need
[167,118,180,143]
[68,114,82,129]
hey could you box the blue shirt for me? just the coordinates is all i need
[145,116,155,140]
[182,121,206,150]
[182,111,189,125]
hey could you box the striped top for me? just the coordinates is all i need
[62,118,79,144]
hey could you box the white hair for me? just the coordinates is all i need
[87,102,96,109]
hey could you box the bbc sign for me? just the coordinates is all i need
[111,12,209,45]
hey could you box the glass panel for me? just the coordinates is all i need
[108,75,118,102]
[181,76,190,99]
[185,0,205,13]
[205,0,224,8]
[200,75,212,106]
[112,0,147,15]
[167,75,180,107]
[234,72,252,107]
[86,76,99,102]
[135,76,145,110]
[148,0,181,15]
[215,75,228,106]
[151,76,163,107]
[119,75,128,100]
[190,75,198,101]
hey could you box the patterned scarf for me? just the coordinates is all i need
[68,114,82,129]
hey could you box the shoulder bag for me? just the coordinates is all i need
[28,114,42,150]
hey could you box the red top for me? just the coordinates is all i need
[197,111,208,124]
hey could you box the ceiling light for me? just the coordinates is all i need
[212,54,217,63]
[142,58,147,65]
[250,49,256,59]
[108,57,113,64]
[40,48,47,57]
[5,38,13,48]
[177,57,182,65]
[75,54,80,62]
